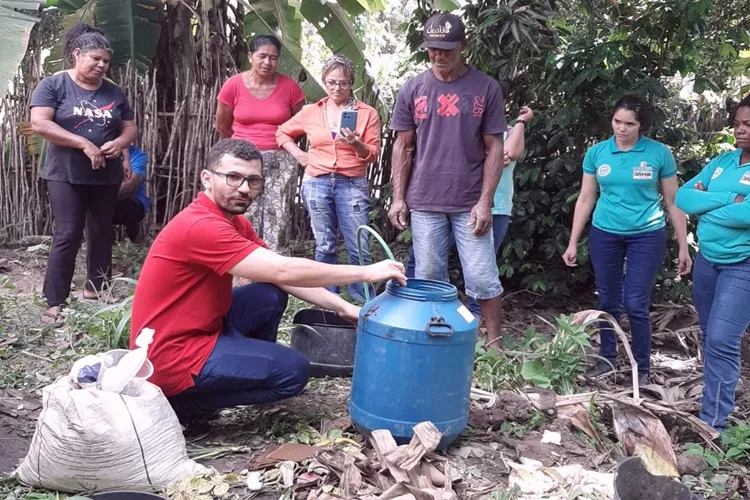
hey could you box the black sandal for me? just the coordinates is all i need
[41,309,64,328]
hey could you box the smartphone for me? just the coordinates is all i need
[340,110,358,133]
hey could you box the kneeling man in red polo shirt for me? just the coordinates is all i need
[130,138,405,428]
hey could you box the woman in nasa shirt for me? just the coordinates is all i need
[30,23,136,326]
[562,95,691,385]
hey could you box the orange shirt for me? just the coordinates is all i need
[276,97,381,178]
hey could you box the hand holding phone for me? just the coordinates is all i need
[340,127,360,145]
[340,110,358,133]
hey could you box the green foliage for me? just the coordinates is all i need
[474,340,523,392]
[45,0,162,74]
[684,423,750,472]
[95,0,162,74]
[112,240,150,278]
[242,0,327,101]
[0,274,15,337]
[721,422,750,462]
[490,485,522,500]
[0,2,39,98]
[518,316,591,394]
[499,410,544,438]
[66,278,137,351]
[474,314,591,394]
[685,442,723,470]
[0,475,92,500]
[404,0,750,300]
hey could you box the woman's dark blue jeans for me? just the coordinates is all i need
[168,283,309,424]
[589,226,666,374]
[692,251,750,430]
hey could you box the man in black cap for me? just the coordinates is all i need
[388,12,507,348]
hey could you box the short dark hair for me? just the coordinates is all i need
[613,95,654,133]
[63,23,112,68]
[206,139,263,170]
[249,35,281,54]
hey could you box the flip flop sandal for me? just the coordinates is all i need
[41,311,64,328]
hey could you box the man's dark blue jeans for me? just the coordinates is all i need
[589,226,666,374]
[692,251,750,431]
[167,283,309,424]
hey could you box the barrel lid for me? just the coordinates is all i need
[386,279,458,302]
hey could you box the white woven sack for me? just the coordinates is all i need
[16,377,208,492]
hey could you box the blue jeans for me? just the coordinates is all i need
[692,252,750,430]
[168,283,309,424]
[406,214,510,315]
[589,226,666,373]
[300,173,374,302]
[410,211,503,300]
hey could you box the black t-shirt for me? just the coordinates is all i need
[30,72,134,185]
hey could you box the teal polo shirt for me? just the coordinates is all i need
[583,135,677,235]
[492,160,516,216]
[492,131,516,216]
[675,149,750,264]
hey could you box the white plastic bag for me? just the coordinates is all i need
[16,376,208,492]
[100,328,154,395]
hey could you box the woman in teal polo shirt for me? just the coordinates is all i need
[675,95,750,430]
[563,95,691,384]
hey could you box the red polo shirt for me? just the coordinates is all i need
[130,192,266,396]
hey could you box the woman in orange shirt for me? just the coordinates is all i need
[277,55,381,302]
[216,35,306,250]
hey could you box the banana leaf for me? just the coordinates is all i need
[299,0,386,115]
[240,0,325,101]
[46,0,162,74]
[0,4,39,97]
[95,0,162,74]
[43,0,94,73]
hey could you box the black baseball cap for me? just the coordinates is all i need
[422,12,466,50]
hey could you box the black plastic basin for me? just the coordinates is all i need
[614,457,703,500]
[290,309,357,378]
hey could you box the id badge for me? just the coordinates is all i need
[632,161,653,180]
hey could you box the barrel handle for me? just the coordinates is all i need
[425,316,454,337]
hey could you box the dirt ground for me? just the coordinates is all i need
[1,242,749,499]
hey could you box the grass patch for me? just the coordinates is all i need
[66,278,137,352]
[0,476,87,500]
[112,240,149,278]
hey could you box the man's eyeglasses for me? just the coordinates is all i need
[324,80,352,90]
[209,170,263,190]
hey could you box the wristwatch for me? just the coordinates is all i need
[516,119,528,126]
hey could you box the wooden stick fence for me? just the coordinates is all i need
[0,65,397,245]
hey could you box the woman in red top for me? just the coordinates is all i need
[277,55,381,302]
[215,35,305,250]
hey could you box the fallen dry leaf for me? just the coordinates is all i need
[611,402,679,477]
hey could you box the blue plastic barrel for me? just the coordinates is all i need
[349,279,478,450]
